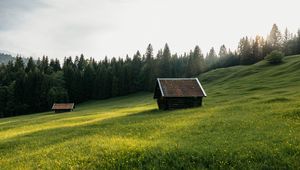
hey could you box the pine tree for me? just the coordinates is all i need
[219,45,228,58]
[83,62,96,99]
[205,47,218,69]
[5,82,16,116]
[122,55,132,94]
[78,54,87,71]
[54,59,61,71]
[96,64,108,99]
[267,24,282,51]
[238,37,254,65]
[41,56,50,74]
[0,86,8,117]
[252,36,264,62]
[282,28,292,55]
[187,46,205,76]
[297,29,300,54]
[14,56,24,71]
[63,59,76,102]
[25,57,36,73]
[159,43,171,78]
[140,44,155,91]
[283,28,291,43]
[110,57,120,97]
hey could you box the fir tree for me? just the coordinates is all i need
[267,24,282,51]
[205,47,218,69]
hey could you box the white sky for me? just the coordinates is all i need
[0,0,299,60]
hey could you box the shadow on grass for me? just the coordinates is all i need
[283,109,300,119]
[0,108,177,154]
[264,97,291,103]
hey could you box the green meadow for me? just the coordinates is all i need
[0,55,300,169]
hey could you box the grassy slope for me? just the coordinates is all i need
[0,55,300,169]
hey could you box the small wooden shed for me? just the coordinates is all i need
[154,78,207,110]
[52,103,74,113]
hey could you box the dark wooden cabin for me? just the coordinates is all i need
[154,78,207,110]
[52,103,75,113]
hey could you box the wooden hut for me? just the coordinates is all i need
[153,78,207,110]
[52,103,75,113]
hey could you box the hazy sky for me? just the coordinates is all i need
[0,0,299,60]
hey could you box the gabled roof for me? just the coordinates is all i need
[52,103,74,110]
[154,78,207,98]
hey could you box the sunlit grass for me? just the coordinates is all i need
[0,55,300,169]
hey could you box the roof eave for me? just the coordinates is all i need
[162,96,205,98]
[196,78,207,97]
[157,78,165,97]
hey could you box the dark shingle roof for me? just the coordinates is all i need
[52,103,74,110]
[156,78,207,98]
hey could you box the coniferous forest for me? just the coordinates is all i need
[0,24,300,117]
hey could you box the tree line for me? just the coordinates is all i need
[0,24,299,117]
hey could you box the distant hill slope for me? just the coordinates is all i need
[0,55,299,169]
[199,54,300,97]
[0,52,29,65]
[0,53,15,64]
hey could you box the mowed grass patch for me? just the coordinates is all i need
[0,55,300,169]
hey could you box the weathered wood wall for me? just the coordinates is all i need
[157,97,202,110]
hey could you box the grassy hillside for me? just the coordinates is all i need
[0,55,300,169]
